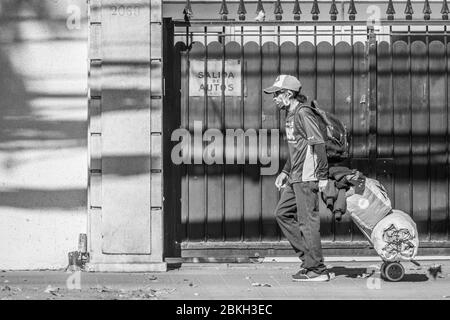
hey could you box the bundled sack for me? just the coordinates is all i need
[371,209,419,261]
[346,178,392,233]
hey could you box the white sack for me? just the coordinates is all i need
[371,209,419,261]
[346,178,392,231]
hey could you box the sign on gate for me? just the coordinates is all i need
[189,59,241,96]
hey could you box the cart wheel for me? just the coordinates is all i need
[380,262,388,279]
[383,262,405,282]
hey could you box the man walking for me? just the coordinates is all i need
[264,75,330,281]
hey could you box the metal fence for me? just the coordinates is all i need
[178,0,449,22]
[163,2,450,258]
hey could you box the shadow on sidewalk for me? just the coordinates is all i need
[329,266,429,282]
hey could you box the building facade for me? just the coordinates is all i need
[1,0,450,271]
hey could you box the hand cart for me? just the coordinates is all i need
[350,215,411,282]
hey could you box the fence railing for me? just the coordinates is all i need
[181,0,450,21]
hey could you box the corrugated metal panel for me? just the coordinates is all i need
[167,23,450,256]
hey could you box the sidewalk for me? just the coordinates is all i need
[1,260,450,300]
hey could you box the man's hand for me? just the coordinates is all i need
[275,172,288,191]
[318,179,328,192]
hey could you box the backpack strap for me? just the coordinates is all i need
[306,100,333,127]
[298,101,329,126]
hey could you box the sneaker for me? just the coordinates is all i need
[292,270,330,282]
[291,267,308,278]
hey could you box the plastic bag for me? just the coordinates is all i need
[371,209,419,261]
[346,178,392,231]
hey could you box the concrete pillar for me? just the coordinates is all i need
[87,0,166,272]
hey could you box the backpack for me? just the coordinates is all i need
[300,100,350,162]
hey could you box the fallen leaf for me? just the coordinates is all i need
[92,285,114,293]
[44,285,63,296]
[428,264,442,280]
[251,282,272,287]
[1,285,21,294]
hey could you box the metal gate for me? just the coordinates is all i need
[163,5,450,260]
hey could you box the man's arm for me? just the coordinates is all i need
[311,144,328,180]
[282,156,291,175]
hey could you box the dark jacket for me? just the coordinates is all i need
[321,166,366,221]
[321,180,347,221]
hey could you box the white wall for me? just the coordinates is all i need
[0,0,88,270]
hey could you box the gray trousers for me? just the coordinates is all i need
[274,181,327,273]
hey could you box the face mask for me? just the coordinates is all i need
[274,91,291,110]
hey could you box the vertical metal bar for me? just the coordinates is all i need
[408,24,413,218]
[204,26,209,242]
[368,26,377,179]
[240,25,245,242]
[259,25,263,242]
[277,24,281,241]
[186,25,189,50]
[446,24,450,241]
[390,25,395,205]
[186,25,191,242]
[350,25,355,242]
[314,25,318,99]
[426,24,432,241]
[332,25,336,242]
[221,25,226,242]
[332,25,336,114]
[296,25,299,80]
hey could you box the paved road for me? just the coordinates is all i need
[1,260,449,300]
